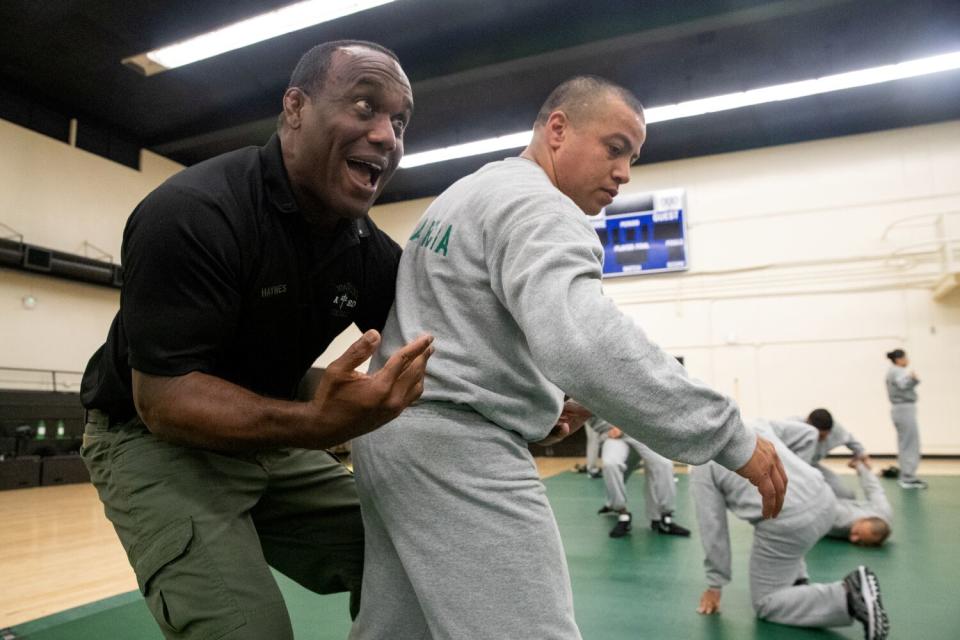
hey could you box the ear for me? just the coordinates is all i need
[282,87,309,130]
[544,110,569,151]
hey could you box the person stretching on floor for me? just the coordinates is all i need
[693,423,890,639]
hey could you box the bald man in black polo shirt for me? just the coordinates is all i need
[79,40,432,640]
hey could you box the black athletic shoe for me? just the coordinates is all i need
[597,505,616,515]
[881,466,900,479]
[897,478,928,489]
[574,463,587,473]
[587,468,602,479]
[844,566,890,640]
[651,514,691,537]
[609,513,632,538]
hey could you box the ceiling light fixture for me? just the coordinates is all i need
[123,0,395,76]
[399,49,960,169]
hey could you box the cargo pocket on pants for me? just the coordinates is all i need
[133,517,245,639]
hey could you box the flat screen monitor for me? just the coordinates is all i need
[592,189,688,277]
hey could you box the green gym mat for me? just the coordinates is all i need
[10,473,959,639]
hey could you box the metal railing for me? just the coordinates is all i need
[0,367,84,392]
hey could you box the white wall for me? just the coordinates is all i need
[606,122,960,455]
[2,115,957,453]
[0,119,183,385]
[352,121,960,455]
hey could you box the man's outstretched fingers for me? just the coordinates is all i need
[772,462,787,517]
[391,346,434,406]
[327,330,381,374]
[759,475,777,519]
[776,455,788,494]
[377,334,434,383]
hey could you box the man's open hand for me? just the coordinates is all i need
[309,330,434,444]
[735,436,788,519]
[536,399,592,446]
[697,588,722,615]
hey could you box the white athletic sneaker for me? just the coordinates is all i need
[609,512,632,538]
[844,566,890,640]
[897,478,928,489]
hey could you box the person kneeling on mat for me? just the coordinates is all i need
[693,423,889,639]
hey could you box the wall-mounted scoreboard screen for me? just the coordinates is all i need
[592,189,688,278]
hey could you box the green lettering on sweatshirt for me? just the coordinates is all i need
[409,218,428,242]
[433,224,452,256]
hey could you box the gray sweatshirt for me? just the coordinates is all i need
[886,365,919,404]
[765,418,819,465]
[815,421,866,462]
[371,157,755,471]
[691,423,827,588]
[787,415,866,463]
[829,464,893,538]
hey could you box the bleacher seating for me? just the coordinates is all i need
[0,389,86,490]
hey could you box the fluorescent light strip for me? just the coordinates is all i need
[400,50,960,169]
[124,0,394,75]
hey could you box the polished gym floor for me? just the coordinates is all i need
[2,459,958,638]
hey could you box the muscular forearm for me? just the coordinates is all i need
[133,370,341,451]
[132,331,432,452]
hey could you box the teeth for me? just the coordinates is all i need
[351,159,383,171]
[349,159,383,187]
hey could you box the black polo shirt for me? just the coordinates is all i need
[80,134,401,420]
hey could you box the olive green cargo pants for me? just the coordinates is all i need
[81,410,363,639]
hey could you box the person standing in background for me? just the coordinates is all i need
[885,349,926,489]
[591,416,691,539]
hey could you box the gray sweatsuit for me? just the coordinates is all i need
[815,421,867,499]
[771,431,893,541]
[886,365,921,480]
[585,416,601,473]
[588,416,677,521]
[766,418,819,465]
[350,157,756,640]
[784,416,867,499]
[830,464,893,539]
[691,424,854,629]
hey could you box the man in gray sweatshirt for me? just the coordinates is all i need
[692,424,889,639]
[770,417,892,547]
[348,76,787,640]
[829,458,893,546]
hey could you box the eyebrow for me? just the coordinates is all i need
[606,133,639,154]
[351,76,414,115]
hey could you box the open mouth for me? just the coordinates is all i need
[346,157,384,190]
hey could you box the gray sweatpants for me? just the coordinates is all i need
[349,403,581,640]
[815,463,856,500]
[751,487,852,628]
[585,424,600,472]
[891,403,921,480]
[601,437,676,521]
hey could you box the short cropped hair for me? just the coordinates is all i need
[886,349,906,362]
[863,517,891,546]
[278,40,399,130]
[807,408,834,431]
[288,39,399,95]
[534,75,644,127]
